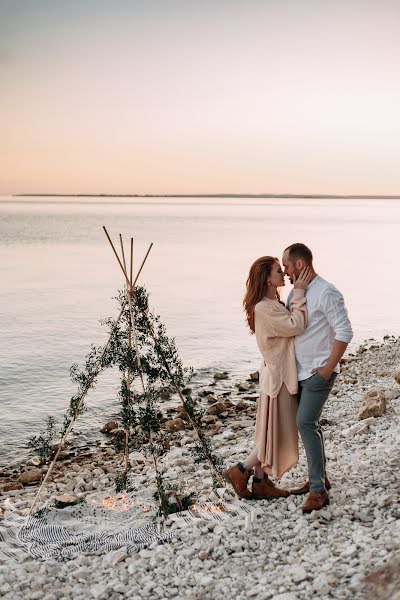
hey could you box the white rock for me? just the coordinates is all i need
[341,544,358,558]
[342,419,374,437]
[345,487,359,497]
[290,565,308,582]
[199,575,214,586]
[129,451,145,463]
[91,583,108,599]
[313,573,331,594]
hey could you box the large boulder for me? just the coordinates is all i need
[358,389,387,420]
[18,468,43,485]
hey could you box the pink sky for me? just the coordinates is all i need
[1,0,400,195]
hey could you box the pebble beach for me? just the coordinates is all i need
[1,337,400,600]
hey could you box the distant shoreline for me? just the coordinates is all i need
[12,193,400,199]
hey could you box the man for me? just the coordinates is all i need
[282,243,353,513]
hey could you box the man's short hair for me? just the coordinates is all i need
[285,243,313,265]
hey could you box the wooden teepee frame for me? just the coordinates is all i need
[29,227,224,516]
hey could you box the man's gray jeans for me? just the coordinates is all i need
[297,372,338,493]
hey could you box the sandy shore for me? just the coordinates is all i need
[1,337,400,599]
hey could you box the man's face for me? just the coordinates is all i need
[282,250,302,284]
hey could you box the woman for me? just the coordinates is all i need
[224,256,312,499]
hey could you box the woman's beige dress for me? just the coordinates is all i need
[253,289,307,478]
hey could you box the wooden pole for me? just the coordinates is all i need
[132,243,153,286]
[119,234,127,275]
[123,236,133,473]
[130,238,133,291]
[29,298,128,516]
[103,226,130,285]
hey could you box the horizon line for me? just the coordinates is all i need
[11,193,400,199]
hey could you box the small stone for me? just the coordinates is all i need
[111,428,126,444]
[291,565,308,583]
[181,436,193,445]
[181,387,192,395]
[214,372,229,380]
[100,421,118,434]
[238,382,250,392]
[54,494,80,508]
[394,370,400,385]
[176,405,188,418]
[110,548,129,565]
[249,371,259,382]
[3,482,23,491]
[235,399,248,411]
[200,575,214,586]
[206,394,219,404]
[378,494,395,507]
[53,451,69,463]
[346,487,359,497]
[207,402,226,415]
[128,451,145,463]
[18,468,43,485]
[313,573,331,594]
[341,544,358,558]
[165,418,185,433]
[26,457,41,467]
[203,415,217,424]
[91,583,108,599]
[342,419,374,437]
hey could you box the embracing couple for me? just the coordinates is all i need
[224,243,353,513]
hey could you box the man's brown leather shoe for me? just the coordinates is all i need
[302,490,330,513]
[252,476,289,499]
[290,477,331,496]
[223,464,253,499]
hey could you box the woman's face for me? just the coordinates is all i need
[269,261,285,288]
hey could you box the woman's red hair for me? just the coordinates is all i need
[243,256,280,333]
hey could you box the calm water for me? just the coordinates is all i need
[1,196,399,467]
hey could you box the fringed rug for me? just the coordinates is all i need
[0,488,252,562]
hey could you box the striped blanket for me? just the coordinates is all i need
[0,489,252,562]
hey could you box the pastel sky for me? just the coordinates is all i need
[1,0,400,195]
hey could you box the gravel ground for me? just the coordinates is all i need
[1,337,400,599]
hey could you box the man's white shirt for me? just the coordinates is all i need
[287,275,353,381]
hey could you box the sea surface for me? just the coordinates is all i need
[1,195,399,468]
